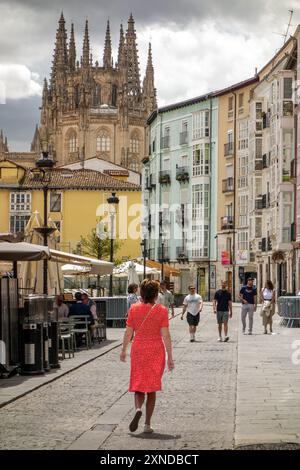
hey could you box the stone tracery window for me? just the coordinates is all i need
[96,130,111,152]
[67,130,78,154]
[130,131,140,154]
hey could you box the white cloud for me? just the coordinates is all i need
[137,21,283,106]
[0,64,42,102]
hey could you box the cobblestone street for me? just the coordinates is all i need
[0,304,300,450]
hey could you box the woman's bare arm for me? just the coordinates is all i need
[161,327,174,370]
[120,326,134,361]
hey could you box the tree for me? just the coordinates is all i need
[78,220,123,265]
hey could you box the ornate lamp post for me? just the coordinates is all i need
[30,154,55,295]
[107,192,119,297]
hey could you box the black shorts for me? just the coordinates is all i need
[187,312,200,326]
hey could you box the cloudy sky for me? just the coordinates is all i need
[0,0,299,150]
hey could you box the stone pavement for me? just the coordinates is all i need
[0,304,299,450]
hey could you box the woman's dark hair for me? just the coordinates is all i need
[128,283,138,294]
[140,279,159,303]
[265,280,274,290]
[75,292,82,301]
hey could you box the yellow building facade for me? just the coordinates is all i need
[216,78,258,298]
[0,160,141,261]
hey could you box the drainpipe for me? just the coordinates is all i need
[208,97,213,301]
[232,91,237,302]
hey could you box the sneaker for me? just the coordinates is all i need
[129,409,142,432]
[264,330,268,334]
[242,330,246,334]
[143,424,154,434]
[190,339,195,342]
[224,336,229,342]
[218,337,222,342]
[248,331,252,335]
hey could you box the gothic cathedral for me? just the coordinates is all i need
[31,13,157,171]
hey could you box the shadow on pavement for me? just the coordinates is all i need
[130,433,181,440]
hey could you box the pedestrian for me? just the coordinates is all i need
[55,294,69,321]
[181,285,203,342]
[260,280,276,334]
[127,283,139,312]
[157,281,175,317]
[213,280,232,342]
[239,277,257,335]
[69,292,95,347]
[120,279,174,434]
[82,293,97,340]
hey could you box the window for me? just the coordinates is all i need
[193,143,210,176]
[238,231,248,251]
[255,217,262,238]
[130,136,140,154]
[192,223,209,258]
[239,195,248,227]
[112,85,118,107]
[10,192,31,212]
[193,110,209,139]
[283,77,293,99]
[238,93,244,113]
[255,137,262,159]
[256,102,263,119]
[92,84,101,106]
[192,184,210,219]
[228,97,234,119]
[238,120,248,150]
[69,133,78,153]
[96,131,110,152]
[50,192,62,212]
[10,215,30,234]
[180,155,188,167]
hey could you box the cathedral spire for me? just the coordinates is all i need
[117,23,125,68]
[125,13,141,95]
[30,124,40,152]
[51,12,68,86]
[82,19,90,68]
[143,42,157,110]
[103,20,112,69]
[0,129,9,153]
[42,78,49,104]
[69,23,76,71]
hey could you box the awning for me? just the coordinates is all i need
[146,260,181,277]
[50,249,113,275]
[0,242,50,261]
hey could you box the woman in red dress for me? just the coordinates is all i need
[120,279,174,433]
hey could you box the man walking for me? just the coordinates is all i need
[157,281,175,317]
[239,277,257,335]
[213,281,232,342]
[181,286,203,342]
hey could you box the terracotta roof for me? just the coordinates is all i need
[19,168,140,191]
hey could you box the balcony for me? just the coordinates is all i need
[161,136,170,149]
[176,166,189,183]
[224,142,234,157]
[222,177,234,193]
[262,112,270,129]
[176,246,189,263]
[158,246,170,263]
[255,198,263,210]
[221,216,234,230]
[261,193,270,209]
[179,131,188,145]
[145,174,156,190]
[159,170,171,185]
[255,160,263,171]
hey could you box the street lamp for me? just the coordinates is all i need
[30,163,55,295]
[140,238,147,279]
[107,192,119,297]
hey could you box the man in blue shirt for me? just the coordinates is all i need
[239,278,257,335]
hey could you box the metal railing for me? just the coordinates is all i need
[224,142,234,156]
[179,131,188,145]
[222,177,234,193]
[221,216,234,230]
[161,136,170,149]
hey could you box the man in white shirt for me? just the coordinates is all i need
[181,286,203,342]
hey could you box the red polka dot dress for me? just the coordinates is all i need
[126,303,169,393]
